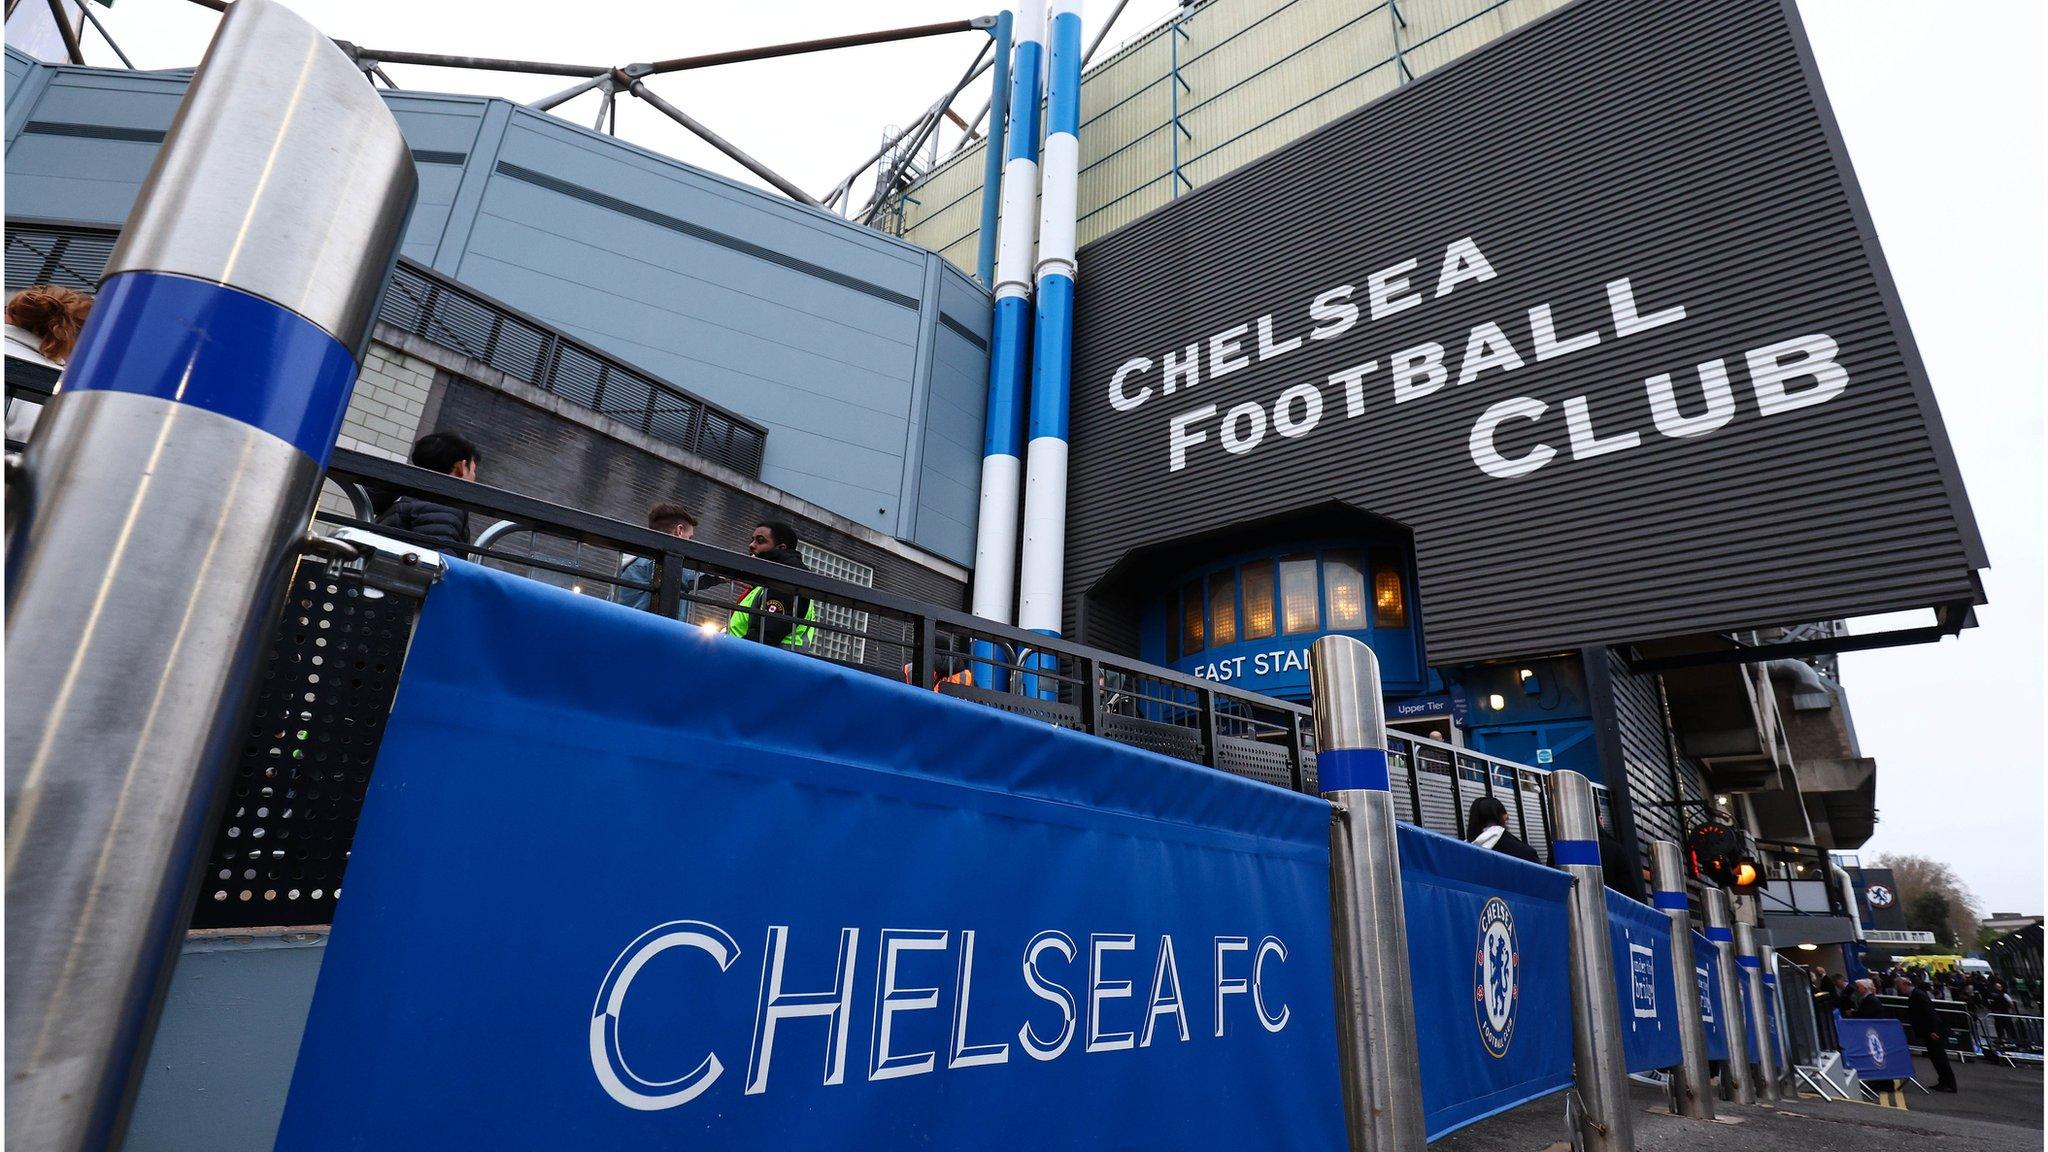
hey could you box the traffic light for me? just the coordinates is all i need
[1686,822,1761,894]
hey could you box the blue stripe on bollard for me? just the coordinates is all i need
[1551,838,1599,867]
[1738,954,1762,969]
[65,271,359,465]
[1705,926,1733,942]
[1651,891,1689,911]
[1317,746,1389,792]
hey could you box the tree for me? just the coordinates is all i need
[1876,853,1981,949]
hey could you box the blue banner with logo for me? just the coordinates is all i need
[1835,1014,1915,1082]
[1691,932,1728,1062]
[276,561,1347,1149]
[1605,891,1682,1073]
[1396,824,1574,1140]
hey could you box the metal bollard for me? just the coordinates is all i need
[1700,888,1756,1104]
[1735,921,1782,1103]
[1648,842,1714,1120]
[1551,771,1635,1152]
[2,3,415,1149]
[1310,636,1427,1152]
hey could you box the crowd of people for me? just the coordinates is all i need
[369,430,817,649]
[1806,963,2034,1094]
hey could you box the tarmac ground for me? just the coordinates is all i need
[1437,1055,2043,1152]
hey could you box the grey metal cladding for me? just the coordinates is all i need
[1063,0,1985,666]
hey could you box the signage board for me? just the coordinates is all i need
[1065,0,1983,663]
[277,563,1346,1149]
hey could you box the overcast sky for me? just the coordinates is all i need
[57,1,2048,913]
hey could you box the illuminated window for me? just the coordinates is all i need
[1241,562,1276,640]
[1324,551,1367,630]
[1181,579,1205,654]
[1208,572,1238,647]
[1373,566,1408,628]
[1279,555,1319,634]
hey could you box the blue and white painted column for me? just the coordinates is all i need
[1015,0,1083,693]
[968,0,1047,689]
[1650,840,1716,1120]
[1735,918,1783,1102]
[3,3,415,1148]
[1310,636,1428,1152]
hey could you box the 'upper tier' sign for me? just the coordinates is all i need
[1066,0,1983,664]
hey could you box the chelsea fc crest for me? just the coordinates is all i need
[1474,896,1519,1058]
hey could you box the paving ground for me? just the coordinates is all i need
[1437,1057,2043,1151]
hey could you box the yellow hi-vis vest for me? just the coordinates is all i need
[726,583,818,649]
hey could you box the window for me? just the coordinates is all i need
[1241,561,1276,640]
[1279,555,1319,634]
[1323,550,1367,630]
[1373,566,1408,628]
[798,542,873,663]
[1180,579,1205,654]
[1207,572,1238,647]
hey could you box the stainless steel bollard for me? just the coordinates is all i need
[3,4,415,1149]
[1310,636,1427,1152]
[1734,921,1782,1103]
[1551,771,1636,1152]
[1648,841,1714,1120]
[1700,888,1756,1104]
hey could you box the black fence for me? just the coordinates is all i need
[3,217,768,476]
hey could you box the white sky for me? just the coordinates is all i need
[56,1,2048,913]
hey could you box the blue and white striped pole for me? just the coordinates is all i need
[3,3,415,1147]
[1702,887,1758,1104]
[969,0,1047,689]
[1015,0,1082,695]
[1553,770,1636,1152]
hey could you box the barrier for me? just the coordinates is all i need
[1692,931,1730,1062]
[1836,1015,1916,1083]
[1552,771,1635,1152]
[1395,824,1574,1139]
[276,561,1347,1148]
[1648,842,1712,1120]
[1701,888,1756,1103]
[1606,891,1684,1075]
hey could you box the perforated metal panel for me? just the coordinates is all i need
[191,561,418,929]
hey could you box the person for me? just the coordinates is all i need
[1465,795,1541,865]
[1897,973,1958,1092]
[376,432,478,548]
[1827,972,1856,1017]
[1849,978,1884,1018]
[1983,979,2019,1048]
[4,284,92,442]
[614,502,712,617]
[727,520,817,649]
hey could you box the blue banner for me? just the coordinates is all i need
[1397,824,1574,1140]
[1835,1014,1915,1082]
[1605,891,1682,1073]
[277,561,1347,1149]
[1739,966,1787,1069]
[1691,932,1728,1062]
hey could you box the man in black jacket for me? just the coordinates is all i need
[376,432,479,549]
[1897,973,1959,1092]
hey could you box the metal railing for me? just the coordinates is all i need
[4,217,769,476]
[1752,838,1852,919]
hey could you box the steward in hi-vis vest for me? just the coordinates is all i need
[727,543,818,650]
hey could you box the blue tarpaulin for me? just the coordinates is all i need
[1397,824,1575,1140]
[1836,1014,1915,1082]
[1606,891,1682,1073]
[1692,931,1728,1062]
[1739,963,1788,1069]
[276,561,1348,1149]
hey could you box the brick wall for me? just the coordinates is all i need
[336,343,436,461]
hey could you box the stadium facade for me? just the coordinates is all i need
[6,0,1980,1003]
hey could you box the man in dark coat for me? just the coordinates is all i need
[376,431,478,548]
[1897,973,1959,1092]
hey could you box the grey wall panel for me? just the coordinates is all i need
[1063,0,1984,665]
[917,266,995,564]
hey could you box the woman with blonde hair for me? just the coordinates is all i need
[4,284,93,443]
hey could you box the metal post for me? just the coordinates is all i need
[1701,888,1757,1104]
[973,8,1013,286]
[1649,842,1714,1120]
[1552,770,1636,1152]
[1310,636,1427,1152]
[1736,919,1782,1102]
[623,78,821,206]
[3,3,416,1150]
